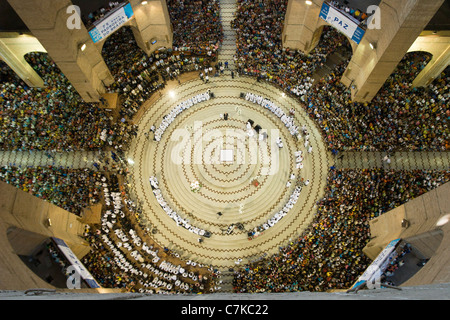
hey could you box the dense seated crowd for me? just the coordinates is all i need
[167,0,223,55]
[102,27,218,121]
[0,53,135,152]
[232,0,351,98]
[306,52,449,151]
[233,168,450,293]
[0,165,103,215]
[233,0,448,152]
[82,173,219,293]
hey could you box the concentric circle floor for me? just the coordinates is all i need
[126,76,331,269]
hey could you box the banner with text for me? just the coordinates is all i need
[319,2,365,44]
[89,3,134,44]
[351,238,401,289]
[52,237,101,288]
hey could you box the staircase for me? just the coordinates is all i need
[216,269,235,293]
[218,0,237,74]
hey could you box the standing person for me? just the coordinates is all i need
[383,155,391,166]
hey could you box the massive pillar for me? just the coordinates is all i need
[408,31,450,88]
[284,0,445,102]
[129,0,173,55]
[283,0,324,53]
[0,33,45,87]
[0,181,91,290]
[341,0,445,102]
[7,0,115,103]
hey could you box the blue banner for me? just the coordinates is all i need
[89,3,135,44]
[319,2,365,45]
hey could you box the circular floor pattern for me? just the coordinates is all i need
[127,77,331,270]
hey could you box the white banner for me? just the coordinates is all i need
[89,3,134,44]
[52,237,100,288]
[319,2,365,44]
[351,238,401,289]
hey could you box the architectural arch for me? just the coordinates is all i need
[407,32,450,88]
[100,25,148,80]
[309,20,357,56]
[23,51,69,87]
[382,51,433,87]
[307,24,355,82]
[0,33,46,87]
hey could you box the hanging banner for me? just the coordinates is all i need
[351,238,401,289]
[89,3,135,44]
[52,237,101,289]
[319,2,366,44]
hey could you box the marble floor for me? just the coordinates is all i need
[126,76,332,271]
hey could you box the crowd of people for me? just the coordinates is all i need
[232,0,448,152]
[0,0,449,294]
[0,52,136,152]
[167,0,223,55]
[81,173,220,293]
[306,52,449,151]
[0,165,103,216]
[0,60,26,85]
[232,0,352,97]
[102,26,219,121]
[233,168,450,293]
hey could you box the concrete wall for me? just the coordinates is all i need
[0,32,45,87]
[343,0,445,102]
[364,182,450,286]
[7,0,115,102]
[129,0,173,55]
[408,30,450,87]
[0,181,90,290]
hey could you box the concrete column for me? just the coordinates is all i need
[282,0,324,53]
[408,31,450,87]
[0,181,91,290]
[7,0,115,103]
[341,0,445,102]
[129,0,173,55]
[0,33,45,87]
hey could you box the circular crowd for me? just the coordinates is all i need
[233,168,450,292]
[0,0,448,294]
